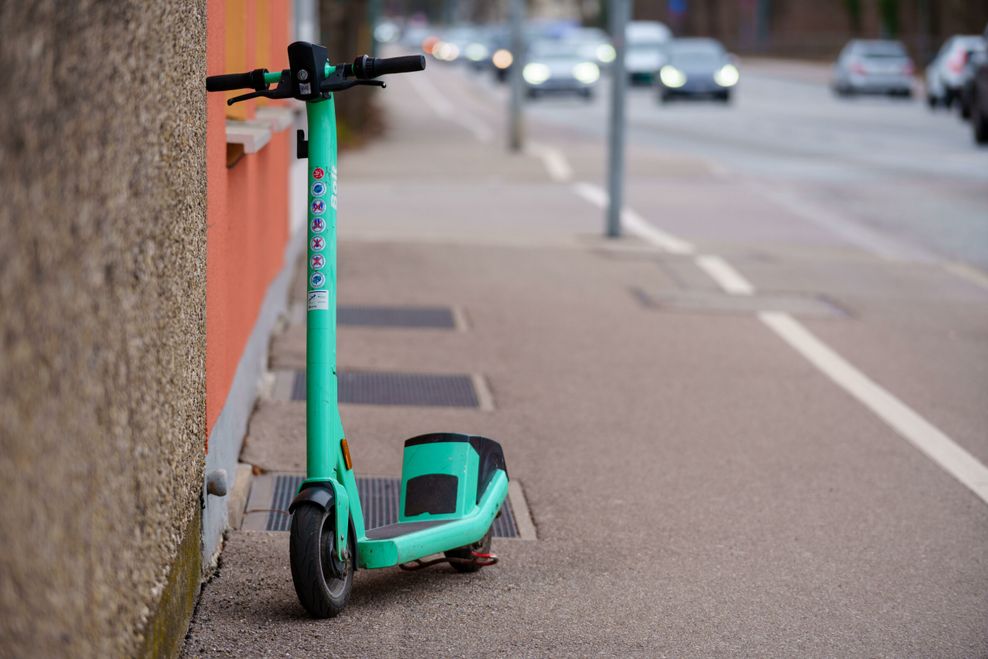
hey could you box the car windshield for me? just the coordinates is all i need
[856,41,908,58]
[629,41,663,53]
[530,41,584,61]
[669,46,724,68]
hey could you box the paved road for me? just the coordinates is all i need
[523,62,988,270]
[184,59,988,657]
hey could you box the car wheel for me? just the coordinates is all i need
[975,108,988,145]
[927,94,938,109]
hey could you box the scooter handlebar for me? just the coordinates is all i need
[351,55,426,79]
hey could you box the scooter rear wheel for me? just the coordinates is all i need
[444,527,492,573]
[289,504,354,618]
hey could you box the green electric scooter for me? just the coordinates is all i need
[206,42,508,618]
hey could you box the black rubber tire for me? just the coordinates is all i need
[975,108,988,145]
[444,527,493,574]
[289,504,354,618]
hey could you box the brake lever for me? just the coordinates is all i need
[227,71,293,106]
[227,90,271,105]
[321,79,387,93]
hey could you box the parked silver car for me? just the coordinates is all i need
[833,40,915,97]
[926,35,986,109]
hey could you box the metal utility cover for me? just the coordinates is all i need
[264,474,520,538]
[338,305,456,329]
[292,370,480,407]
[634,288,847,318]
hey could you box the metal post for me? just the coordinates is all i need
[368,0,381,58]
[606,0,631,237]
[508,0,525,152]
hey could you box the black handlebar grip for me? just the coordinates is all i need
[352,55,426,79]
[206,72,254,92]
[206,69,268,92]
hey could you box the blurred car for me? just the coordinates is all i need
[431,25,482,63]
[833,40,915,97]
[401,24,432,50]
[523,39,601,100]
[626,21,672,85]
[925,35,986,109]
[573,27,616,68]
[489,22,575,84]
[656,38,739,103]
[960,47,988,119]
[971,25,988,144]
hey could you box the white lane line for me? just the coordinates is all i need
[572,180,988,506]
[761,311,988,505]
[695,254,756,295]
[942,261,988,294]
[527,142,573,182]
[408,72,494,143]
[572,182,696,255]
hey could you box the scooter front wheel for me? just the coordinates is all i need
[289,504,354,618]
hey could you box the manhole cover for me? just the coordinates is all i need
[291,371,480,407]
[264,475,520,538]
[633,287,847,318]
[338,305,456,329]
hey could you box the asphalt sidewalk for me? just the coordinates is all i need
[182,64,988,657]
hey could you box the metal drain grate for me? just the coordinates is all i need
[338,305,455,329]
[267,475,519,537]
[632,287,847,318]
[291,371,479,407]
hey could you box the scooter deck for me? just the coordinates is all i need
[356,470,508,569]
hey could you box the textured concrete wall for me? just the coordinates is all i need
[0,1,207,656]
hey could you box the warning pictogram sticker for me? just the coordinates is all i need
[311,181,327,197]
[311,199,326,215]
[310,236,325,252]
[310,254,326,270]
[312,167,325,180]
[311,217,326,233]
[309,272,326,288]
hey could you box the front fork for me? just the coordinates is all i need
[301,95,364,560]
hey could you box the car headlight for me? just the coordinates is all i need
[465,42,489,62]
[659,65,687,88]
[596,44,616,64]
[492,49,513,69]
[714,64,740,87]
[523,62,551,85]
[573,61,600,84]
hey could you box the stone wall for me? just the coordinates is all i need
[0,1,207,656]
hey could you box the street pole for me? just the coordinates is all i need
[606,0,631,237]
[367,0,381,58]
[508,0,525,152]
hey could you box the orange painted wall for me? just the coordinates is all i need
[206,0,292,436]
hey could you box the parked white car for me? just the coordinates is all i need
[926,35,986,109]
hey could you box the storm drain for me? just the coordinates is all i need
[632,287,848,318]
[338,305,456,329]
[291,371,480,407]
[265,474,520,538]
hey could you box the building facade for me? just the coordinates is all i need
[0,1,303,655]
